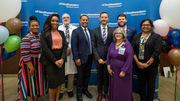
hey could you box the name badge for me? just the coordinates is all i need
[118,47,126,55]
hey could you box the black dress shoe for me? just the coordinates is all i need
[59,93,63,100]
[67,91,74,98]
[77,94,83,101]
[83,90,93,98]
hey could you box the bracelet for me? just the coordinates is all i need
[107,65,111,68]
[147,61,151,65]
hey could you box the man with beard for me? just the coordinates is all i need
[117,14,137,42]
[92,12,114,101]
[58,13,77,99]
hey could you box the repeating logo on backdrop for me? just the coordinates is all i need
[35,10,57,16]
[59,3,79,8]
[102,3,122,8]
[81,14,100,18]
[21,21,28,27]
[124,10,146,16]
[107,23,118,28]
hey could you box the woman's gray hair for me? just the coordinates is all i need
[113,27,127,42]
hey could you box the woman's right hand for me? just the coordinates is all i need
[29,67,35,77]
[55,59,64,68]
[107,68,114,76]
[137,61,144,69]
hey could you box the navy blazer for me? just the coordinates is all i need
[126,26,137,42]
[71,27,92,64]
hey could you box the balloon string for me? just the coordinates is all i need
[0,45,5,101]
[174,66,178,101]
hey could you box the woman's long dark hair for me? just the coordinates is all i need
[41,13,59,38]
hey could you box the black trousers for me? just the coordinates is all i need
[95,61,109,95]
[76,55,93,95]
[136,63,158,101]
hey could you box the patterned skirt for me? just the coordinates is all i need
[18,57,47,100]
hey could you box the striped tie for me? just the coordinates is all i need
[102,27,106,44]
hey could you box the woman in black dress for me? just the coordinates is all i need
[40,14,67,101]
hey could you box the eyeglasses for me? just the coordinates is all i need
[142,24,151,26]
[115,32,123,34]
[63,17,70,19]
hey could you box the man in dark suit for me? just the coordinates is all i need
[71,15,93,101]
[117,14,137,42]
[92,12,114,101]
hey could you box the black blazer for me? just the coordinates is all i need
[71,27,92,64]
[132,33,162,64]
[92,26,114,60]
[40,30,67,66]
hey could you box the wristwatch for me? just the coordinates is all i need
[147,61,151,65]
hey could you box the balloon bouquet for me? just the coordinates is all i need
[0,0,22,101]
[153,0,180,101]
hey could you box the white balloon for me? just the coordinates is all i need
[0,0,21,23]
[160,0,180,29]
[0,26,9,44]
[153,19,169,36]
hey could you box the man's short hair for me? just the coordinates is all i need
[117,14,127,20]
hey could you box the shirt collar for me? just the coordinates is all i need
[63,24,70,27]
[100,25,107,29]
[81,26,87,30]
[119,25,127,31]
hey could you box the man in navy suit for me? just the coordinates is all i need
[71,15,93,101]
[92,12,114,101]
[117,14,137,42]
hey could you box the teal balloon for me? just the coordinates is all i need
[0,26,9,44]
[4,35,21,53]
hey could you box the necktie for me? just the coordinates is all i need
[84,29,91,54]
[65,26,69,44]
[102,27,106,44]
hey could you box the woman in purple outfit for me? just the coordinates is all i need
[107,28,133,101]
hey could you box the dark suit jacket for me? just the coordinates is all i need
[92,26,114,60]
[115,26,137,42]
[132,33,162,65]
[126,26,137,42]
[40,30,67,66]
[71,27,92,64]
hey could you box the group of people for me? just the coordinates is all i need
[18,12,162,101]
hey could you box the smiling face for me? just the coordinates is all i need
[114,30,124,41]
[29,21,39,34]
[117,16,127,27]
[51,16,59,30]
[99,13,109,26]
[141,20,152,33]
[62,13,70,26]
[80,15,88,28]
